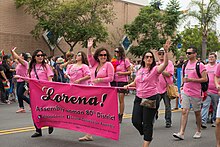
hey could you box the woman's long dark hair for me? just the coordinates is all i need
[21,53,28,61]
[140,51,156,72]
[28,49,46,76]
[77,51,89,66]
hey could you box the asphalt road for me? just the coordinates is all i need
[0,94,217,147]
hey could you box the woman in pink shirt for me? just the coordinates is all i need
[87,38,114,86]
[28,49,54,138]
[11,47,30,113]
[124,39,171,147]
[66,51,90,84]
[78,39,114,142]
[111,47,131,123]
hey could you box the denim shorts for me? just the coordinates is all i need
[181,92,202,112]
[110,81,128,93]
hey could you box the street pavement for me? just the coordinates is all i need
[0,93,216,147]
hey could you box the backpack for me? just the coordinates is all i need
[183,61,209,93]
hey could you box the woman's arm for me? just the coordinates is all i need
[11,47,26,66]
[87,38,96,67]
[157,39,172,74]
[124,80,136,89]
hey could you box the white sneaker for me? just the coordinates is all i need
[193,131,201,139]
[173,132,184,140]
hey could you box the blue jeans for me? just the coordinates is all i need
[17,82,30,109]
[201,92,219,124]
[159,92,172,124]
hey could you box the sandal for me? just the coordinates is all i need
[78,135,93,141]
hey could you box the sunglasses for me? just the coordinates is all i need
[158,52,164,55]
[99,54,107,57]
[145,55,153,59]
[36,54,45,57]
[186,52,194,55]
[114,50,119,53]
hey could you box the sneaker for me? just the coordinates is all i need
[211,123,216,127]
[173,132,184,140]
[16,109,26,113]
[31,132,42,138]
[193,131,201,139]
[201,123,207,129]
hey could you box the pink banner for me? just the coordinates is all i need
[29,79,119,140]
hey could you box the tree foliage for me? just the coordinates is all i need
[180,26,220,57]
[124,0,182,57]
[15,0,115,53]
[187,0,220,60]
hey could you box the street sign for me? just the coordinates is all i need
[42,31,62,50]
[121,36,132,51]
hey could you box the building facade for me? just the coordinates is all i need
[0,0,146,57]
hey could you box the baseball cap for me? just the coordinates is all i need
[56,57,65,64]
[158,48,165,52]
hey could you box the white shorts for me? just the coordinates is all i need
[217,98,220,118]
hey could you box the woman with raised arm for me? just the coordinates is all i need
[11,47,30,113]
[78,39,114,141]
[28,49,54,138]
[124,39,172,147]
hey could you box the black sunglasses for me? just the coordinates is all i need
[36,54,45,57]
[114,50,119,53]
[145,55,153,59]
[99,54,107,57]
[186,52,194,55]
[158,52,164,55]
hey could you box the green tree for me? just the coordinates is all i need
[187,0,220,60]
[124,0,182,57]
[180,26,220,57]
[15,0,115,54]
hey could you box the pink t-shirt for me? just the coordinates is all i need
[206,63,218,94]
[66,64,90,85]
[16,61,28,82]
[136,66,160,98]
[157,60,174,94]
[215,63,220,84]
[88,55,114,87]
[114,58,130,82]
[30,64,54,81]
[183,61,206,98]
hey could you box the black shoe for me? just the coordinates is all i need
[201,124,207,129]
[48,127,54,134]
[166,123,172,128]
[31,132,42,138]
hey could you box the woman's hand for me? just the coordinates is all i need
[87,38,94,49]
[13,75,21,79]
[74,79,81,84]
[117,72,123,76]
[11,47,17,52]
[163,38,172,53]
[92,78,102,84]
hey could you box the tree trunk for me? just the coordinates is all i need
[55,43,65,55]
[201,34,207,62]
[202,36,207,61]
